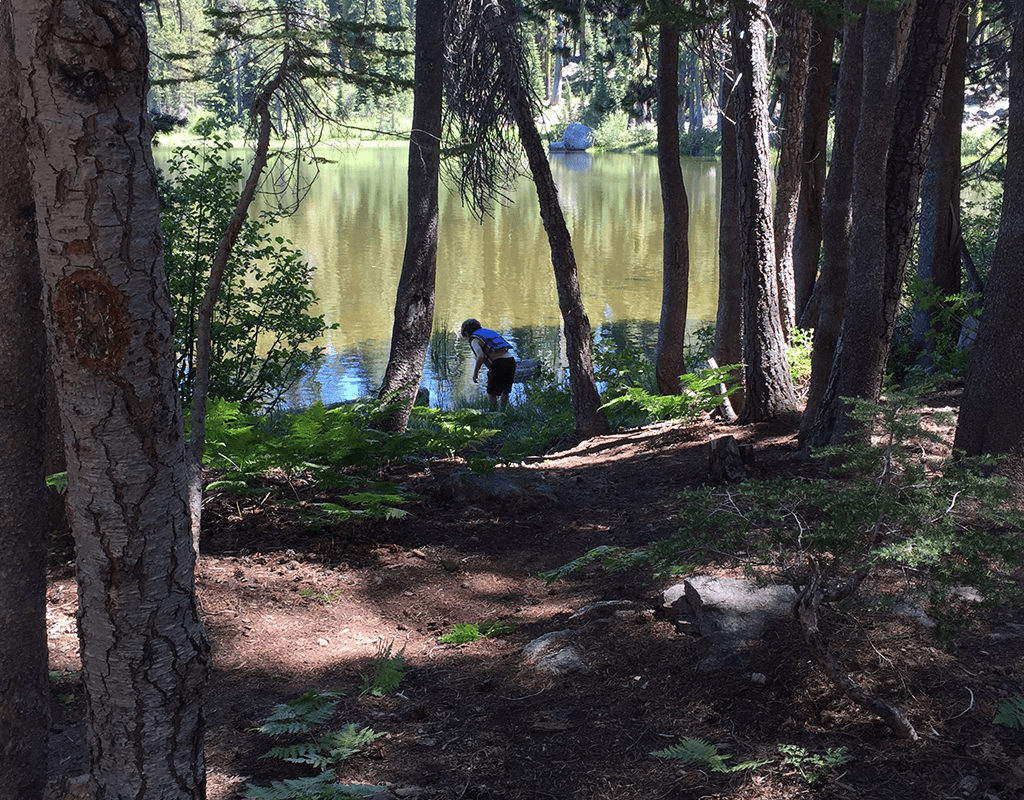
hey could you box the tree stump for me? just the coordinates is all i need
[708,435,754,483]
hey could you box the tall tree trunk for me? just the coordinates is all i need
[0,5,49,796]
[913,4,968,370]
[655,23,691,395]
[773,6,813,339]
[12,1,210,796]
[792,18,836,325]
[799,6,862,446]
[715,64,744,418]
[494,0,608,440]
[730,0,799,422]
[954,1,1024,476]
[511,90,610,439]
[811,0,960,448]
[808,3,900,448]
[378,0,445,431]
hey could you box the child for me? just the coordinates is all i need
[460,318,516,411]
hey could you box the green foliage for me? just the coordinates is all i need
[538,545,651,584]
[202,398,502,521]
[994,696,1024,729]
[652,737,769,773]
[160,124,333,413]
[255,691,342,736]
[600,365,741,424]
[247,690,387,800]
[245,772,384,800]
[437,620,516,644]
[777,744,851,785]
[787,326,813,384]
[263,725,387,769]
[544,387,1024,640]
[359,642,405,697]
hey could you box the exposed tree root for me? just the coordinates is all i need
[794,560,920,741]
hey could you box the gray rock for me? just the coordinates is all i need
[562,123,595,151]
[663,576,797,673]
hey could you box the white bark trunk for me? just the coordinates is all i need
[11,1,209,797]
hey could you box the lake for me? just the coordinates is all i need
[175,144,723,409]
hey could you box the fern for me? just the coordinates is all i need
[262,742,331,770]
[359,642,405,697]
[653,737,769,773]
[245,771,384,800]
[994,695,1024,729]
[538,545,628,584]
[438,620,516,644]
[255,690,341,735]
[320,724,388,761]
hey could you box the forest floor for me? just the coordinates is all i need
[45,392,1024,800]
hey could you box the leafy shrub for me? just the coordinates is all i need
[161,121,333,412]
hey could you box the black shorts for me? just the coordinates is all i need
[486,357,516,396]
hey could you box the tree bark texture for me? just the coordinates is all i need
[714,59,744,418]
[792,18,836,324]
[0,5,49,796]
[655,24,691,395]
[799,6,862,447]
[954,1,1024,476]
[812,0,964,448]
[809,3,900,449]
[378,0,445,431]
[913,4,968,369]
[882,0,967,338]
[772,6,813,338]
[12,1,210,797]
[730,0,799,423]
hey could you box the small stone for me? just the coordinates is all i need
[317,638,329,647]
[751,672,766,685]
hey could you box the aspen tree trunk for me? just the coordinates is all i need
[11,1,209,796]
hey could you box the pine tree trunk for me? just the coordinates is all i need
[954,2,1024,476]
[12,2,209,796]
[792,18,836,324]
[799,6,862,447]
[773,7,813,338]
[730,0,799,422]
[510,87,610,439]
[655,23,691,395]
[714,56,744,417]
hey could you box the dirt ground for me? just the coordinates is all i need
[45,399,1024,800]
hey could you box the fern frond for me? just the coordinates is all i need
[652,737,767,773]
[320,724,387,762]
[261,742,331,770]
[255,690,341,735]
[995,695,1024,728]
[538,545,626,584]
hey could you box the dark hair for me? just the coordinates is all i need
[460,318,481,338]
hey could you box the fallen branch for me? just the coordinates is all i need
[794,560,919,741]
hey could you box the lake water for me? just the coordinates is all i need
[167,144,723,409]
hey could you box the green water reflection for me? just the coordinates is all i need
[163,144,722,408]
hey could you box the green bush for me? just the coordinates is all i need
[161,121,333,412]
